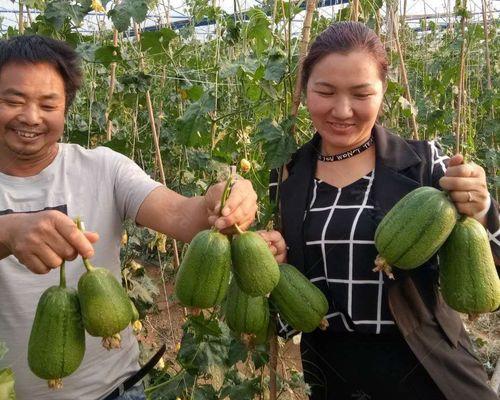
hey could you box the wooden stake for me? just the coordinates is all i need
[269,317,279,400]
[18,0,24,34]
[290,0,317,137]
[106,29,119,141]
[389,5,419,140]
[351,0,360,21]
[480,0,493,93]
[455,0,468,155]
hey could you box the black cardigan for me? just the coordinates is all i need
[277,124,499,400]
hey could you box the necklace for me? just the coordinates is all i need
[317,135,374,162]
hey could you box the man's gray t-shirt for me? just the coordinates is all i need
[0,143,162,400]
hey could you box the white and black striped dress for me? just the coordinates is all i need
[276,140,499,338]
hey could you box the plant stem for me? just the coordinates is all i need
[59,261,66,289]
[389,4,419,140]
[74,217,95,272]
[234,223,244,235]
[220,175,234,212]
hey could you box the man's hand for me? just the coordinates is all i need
[439,154,490,224]
[258,230,287,264]
[205,178,258,233]
[0,210,99,274]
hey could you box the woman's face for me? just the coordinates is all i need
[305,50,385,154]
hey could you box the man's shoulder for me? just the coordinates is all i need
[60,143,129,166]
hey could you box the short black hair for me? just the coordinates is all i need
[0,35,82,110]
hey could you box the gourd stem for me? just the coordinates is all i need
[234,223,244,235]
[82,258,95,272]
[74,216,95,272]
[59,261,66,289]
[219,175,233,213]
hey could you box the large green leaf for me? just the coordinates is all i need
[175,92,216,148]
[264,49,287,83]
[44,0,92,29]
[219,370,261,400]
[148,371,195,400]
[140,28,178,56]
[76,43,122,66]
[253,118,297,169]
[108,0,149,32]
[245,8,272,55]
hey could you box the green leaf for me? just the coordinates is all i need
[128,274,159,305]
[0,368,16,400]
[192,384,217,400]
[253,118,297,169]
[108,0,149,32]
[219,370,261,400]
[148,371,195,400]
[252,345,269,369]
[119,72,152,93]
[77,43,122,66]
[226,339,248,367]
[94,45,122,66]
[177,331,229,374]
[188,315,223,338]
[245,8,272,54]
[264,49,287,82]
[175,92,216,148]
[102,136,131,155]
[140,28,177,55]
[44,0,92,29]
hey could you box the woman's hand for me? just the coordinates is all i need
[205,178,258,233]
[439,154,490,224]
[257,230,287,264]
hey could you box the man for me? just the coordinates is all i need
[0,35,258,400]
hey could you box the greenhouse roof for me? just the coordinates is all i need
[0,0,497,35]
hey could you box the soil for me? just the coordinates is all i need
[138,263,499,398]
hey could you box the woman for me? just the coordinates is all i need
[263,21,499,400]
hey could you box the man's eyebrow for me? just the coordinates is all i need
[0,88,62,100]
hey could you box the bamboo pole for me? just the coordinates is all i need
[269,316,279,400]
[18,0,24,34]
[480,0,497,200]
[481,0,493,91]
[290,0,317,137]
[401,0,408,24]
[351,0,360,21]
[389,4,419,140]
[25,4,32,25]
[455,0,468,154]
[132,23,181,270]
[106,29,119,141]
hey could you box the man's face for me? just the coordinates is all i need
[0,62,66,170]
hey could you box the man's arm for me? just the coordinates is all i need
[136,179,258,243]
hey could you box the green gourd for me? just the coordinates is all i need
[175,229,231,308]
[374,186,458,277]
[270,263,329,333]
[231,231,280,296]
[78,259,133,350]
[224,279,269,334]
[28,263,85,389]
[439,216,500,314]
